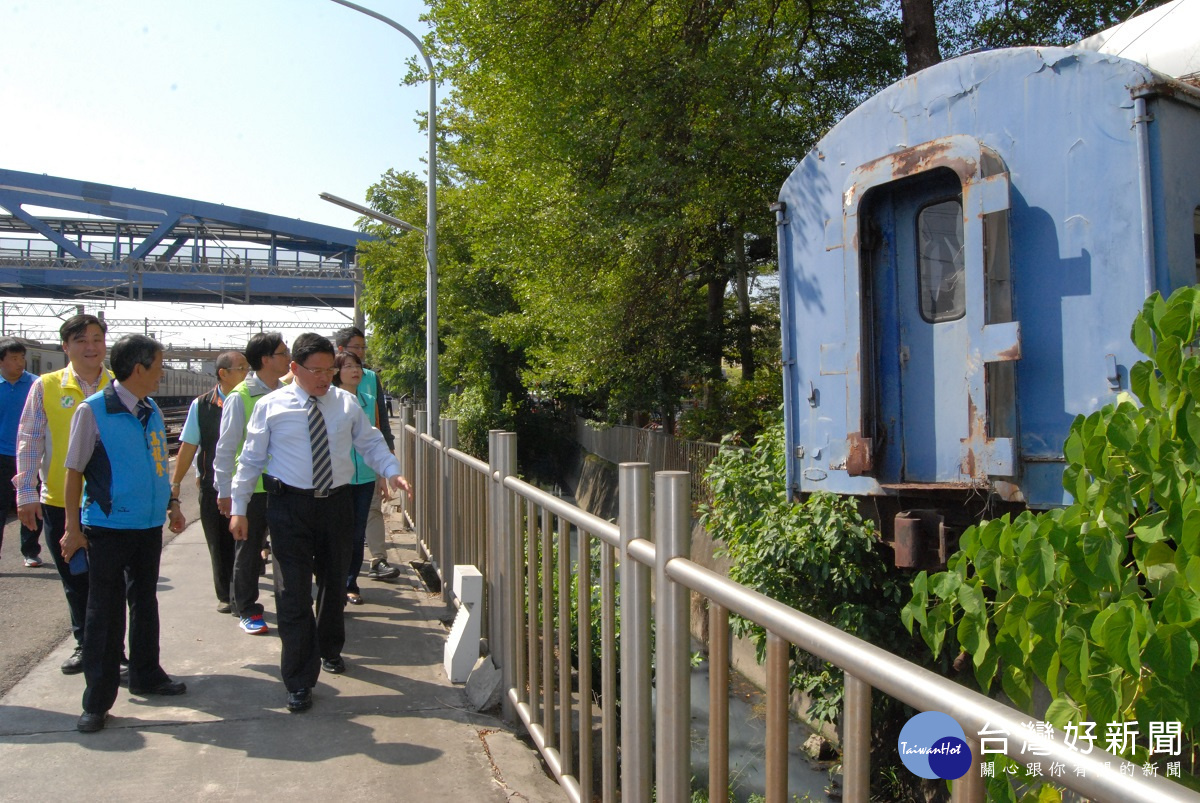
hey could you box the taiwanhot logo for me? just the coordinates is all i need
[897,711,973,780]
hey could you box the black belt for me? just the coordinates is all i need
[263,475,349,499]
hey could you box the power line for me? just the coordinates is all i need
[99,318,346,330]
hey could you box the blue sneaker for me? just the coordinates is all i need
[240,615,269,635]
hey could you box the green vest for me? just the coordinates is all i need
[233,380,269,494]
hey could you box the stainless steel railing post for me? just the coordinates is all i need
[843,673,871,802]
[765,632,789,803]
[415,411,427,551]
[655,470,691,803]
[619,463,652,803]
[709,602,730,803]
[496,431,519,722]
[486,431,503,666]
[440,417,458,604]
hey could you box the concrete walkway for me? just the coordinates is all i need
[0,507,561,803]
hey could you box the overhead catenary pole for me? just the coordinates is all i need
[327,0,438,438]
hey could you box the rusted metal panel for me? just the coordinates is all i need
[846,433,873,476]
[778,44,1200,509]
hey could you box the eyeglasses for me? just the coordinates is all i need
[296,363,337,378]
[272,348,291,358]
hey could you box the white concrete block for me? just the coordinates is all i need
[453,564,483,605]
[445,564,483,683]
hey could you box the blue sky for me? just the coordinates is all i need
[1,0,434,348]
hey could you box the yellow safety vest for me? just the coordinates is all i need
[39,367,112,507]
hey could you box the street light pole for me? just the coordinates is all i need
[329,0,438,438]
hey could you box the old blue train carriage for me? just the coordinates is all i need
[775,15,1200,567]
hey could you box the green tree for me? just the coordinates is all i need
[360,0,1163,443]
[421,0,904,430]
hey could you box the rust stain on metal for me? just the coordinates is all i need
[961,394,984,479]
[991,480,1025,503]
[996,342,1021,361]
[846,432,873,476]
[854,139,978,184]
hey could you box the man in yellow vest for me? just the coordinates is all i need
[15,314,113,674]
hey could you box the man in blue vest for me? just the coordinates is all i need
[1,338,42,567]
[61,334,188,734]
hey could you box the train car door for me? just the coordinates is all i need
[866,170,969,482]
[842,136,1020,486]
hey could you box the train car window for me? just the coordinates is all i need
[917,198,965,322]
[1193,206,1199,285]
[30,355,40,374]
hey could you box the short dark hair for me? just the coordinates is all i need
[333,326,365,349]
[59,314,107,344]
[215,350,245,374]
[291,332,335,366]
[0,338,27,360]
[244,332,284,371]
[331,350,363,387]
[109,334,162,382]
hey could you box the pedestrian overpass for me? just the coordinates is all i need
[0,168,373,307]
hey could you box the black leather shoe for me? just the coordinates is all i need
[286,688,312,712]
[321,656,346,674]
[130,679,187,696]
[61,646,84,675]
[76,712,107,733]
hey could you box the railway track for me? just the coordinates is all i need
[160,405,189,454]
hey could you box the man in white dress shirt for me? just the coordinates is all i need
[229,333,410,713]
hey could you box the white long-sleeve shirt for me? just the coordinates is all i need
[213,373,277,498]
[230,382,399,516]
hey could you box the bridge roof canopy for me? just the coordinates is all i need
[0,168,377,306]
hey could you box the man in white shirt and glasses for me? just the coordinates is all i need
[229,333,410,713]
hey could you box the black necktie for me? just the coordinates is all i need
[308,395,332,492]
[136,400,153,429]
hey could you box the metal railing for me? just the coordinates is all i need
[0,239,349,273]
[394,411,1200,803]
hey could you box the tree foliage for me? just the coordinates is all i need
[358,0,1166,442]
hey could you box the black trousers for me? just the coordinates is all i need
[0,454,43,560]
[198,488,235,605]
[231,492,269,617]
[42,505,89,645]
[266,488,353,691]
[81,526,170,715]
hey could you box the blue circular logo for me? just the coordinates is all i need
[897,712,972,779]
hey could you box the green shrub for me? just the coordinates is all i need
[699,415,909,723]
[903,288,1200,800]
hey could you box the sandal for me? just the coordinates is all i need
[347,593,363,605]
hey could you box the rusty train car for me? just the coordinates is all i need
[774,3,1200,567]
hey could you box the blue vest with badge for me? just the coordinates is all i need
[81,386,171,529]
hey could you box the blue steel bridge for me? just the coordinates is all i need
[0,168,374,307]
